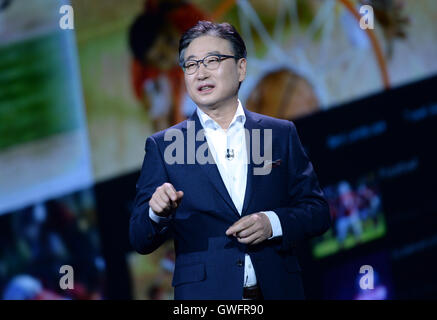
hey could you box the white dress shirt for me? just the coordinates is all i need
[149,100,283,287]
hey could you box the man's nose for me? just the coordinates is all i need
[196,63,209,80]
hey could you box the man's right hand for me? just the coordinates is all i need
[149,183,184,217]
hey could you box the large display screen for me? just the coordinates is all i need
[294,75,437,299]
[0,0,93,214]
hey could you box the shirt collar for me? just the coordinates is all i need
[196,99,246,131]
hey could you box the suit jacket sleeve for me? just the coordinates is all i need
[272,121,331,252]
[130,136,172,254]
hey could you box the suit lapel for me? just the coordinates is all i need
[185,111,240,218]
[241,108,263,216]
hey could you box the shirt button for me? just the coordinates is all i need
[237,259,243,267]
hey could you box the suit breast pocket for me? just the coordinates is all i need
[254,166,287,206]
[172,263,206,287]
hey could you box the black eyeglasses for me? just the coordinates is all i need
[181,54,238,75]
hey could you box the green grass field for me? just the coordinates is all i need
[313,214,386,259]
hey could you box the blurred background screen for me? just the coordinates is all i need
[0,0,92,214]
[1,0,436,299]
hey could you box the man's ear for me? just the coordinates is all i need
[237,58,247,82]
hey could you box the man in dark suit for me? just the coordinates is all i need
[130,21,331,300]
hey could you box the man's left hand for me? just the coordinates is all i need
[225,212,272,245]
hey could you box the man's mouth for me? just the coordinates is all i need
[197,84,215,93]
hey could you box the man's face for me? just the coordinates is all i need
[183,35,246,109]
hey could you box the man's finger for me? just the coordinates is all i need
[157,191,170,206]
[164,184,177,201]
[164,183,183,199]
[174,192,183,208]
[251,237,264,245]
[226,217,255,236]
[236,225,258,239]
[170,190,184,208]
[237,231,260,245]
[151,197,167,212]
[169,184,184,202]
[176,190,184,200]
[167,183,177,193]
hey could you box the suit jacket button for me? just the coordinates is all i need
[237,259,243,267]
[147,233,153,240]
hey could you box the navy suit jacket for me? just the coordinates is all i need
[130,107,331,300]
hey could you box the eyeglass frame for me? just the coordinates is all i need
[180,53,240,74]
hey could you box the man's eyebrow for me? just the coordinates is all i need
[185,51,222,61]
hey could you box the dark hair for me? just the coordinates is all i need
[178,20,247,66]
